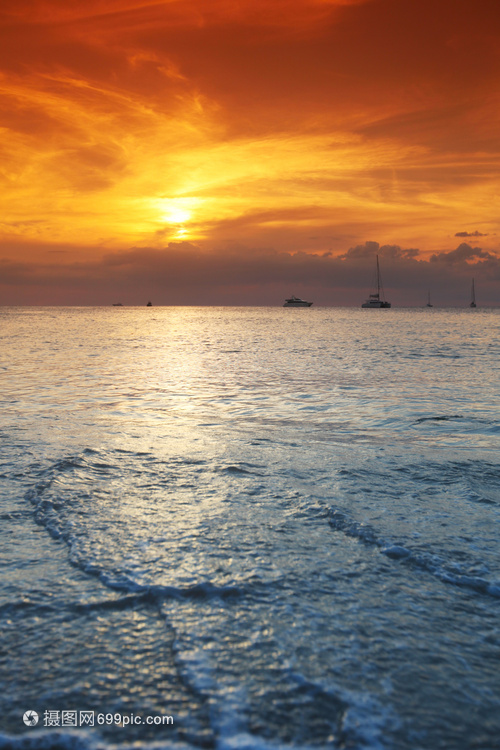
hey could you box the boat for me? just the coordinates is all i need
[470,279,477,308]
[283,295,313,307]
[147,301,152,307]
[112,303,123,306]
[361,255,391,308]
[426,291,433,307]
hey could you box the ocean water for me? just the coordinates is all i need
[1,305,499,750]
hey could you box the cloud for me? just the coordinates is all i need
[430,242,495,264]
[0,0,371,31]
[1,0,500,275]
[455,231,488,237]
[339,241,419,260]
[2,238,499,306]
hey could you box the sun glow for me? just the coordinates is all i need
[1,0,500,304]
[163,206,192,224]
[155,198,200,224]
[150,197,204,238]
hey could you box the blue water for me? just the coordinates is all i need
[1,306,499,750]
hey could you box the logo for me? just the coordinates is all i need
[23,710,39,727]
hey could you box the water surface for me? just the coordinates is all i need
[1,306,499,750]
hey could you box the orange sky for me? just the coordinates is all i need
[1,0,499,304]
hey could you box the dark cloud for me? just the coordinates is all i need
[1,239,499,306]
[339,240,380,259]
[455,231,488,237]
[430,242,495,264]
[339,241,419,260]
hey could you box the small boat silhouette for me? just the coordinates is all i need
[283,295,313,307]
[470,279,477,308]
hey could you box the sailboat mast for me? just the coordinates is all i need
[361,254,391,307]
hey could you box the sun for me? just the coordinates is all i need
[155,197,202,225]
[163,206,192,224]
[150,197,204,239]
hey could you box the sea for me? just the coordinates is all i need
[1,305,499,750]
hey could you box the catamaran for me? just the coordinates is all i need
[362,255,391,308]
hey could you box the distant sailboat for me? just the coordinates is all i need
[470,279,477,308]
[362,255,391,308]
[426,291,433,307]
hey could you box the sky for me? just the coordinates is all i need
[1,0,499,305]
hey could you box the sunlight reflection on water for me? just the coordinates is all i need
[1,306,500,750]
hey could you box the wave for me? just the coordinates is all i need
[413,414,464,424]
[26,449,500,608]
[328,507,500,599]
[282,672,399,750]
[96,576,243,603]
[24,451,248,609]
[218,463,265,476]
